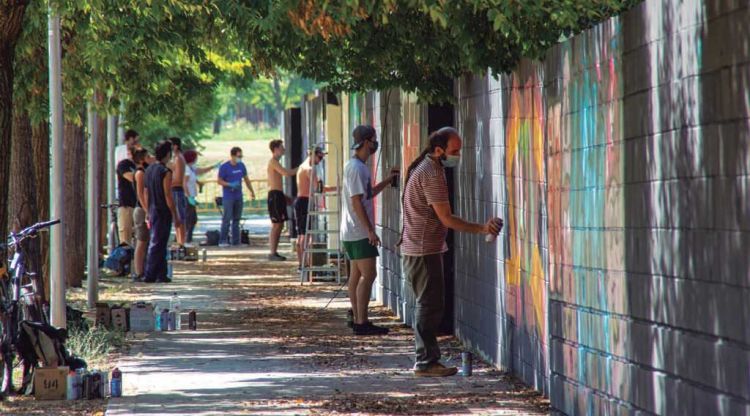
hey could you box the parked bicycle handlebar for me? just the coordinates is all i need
[5,219,61,247]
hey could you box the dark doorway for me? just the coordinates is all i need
[285,108,303,239]
[288,108,303,197]
[427,100,456,335]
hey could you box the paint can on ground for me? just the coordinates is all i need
[461,351,473,376]
[202,249,207,263]
[168,311,176,331]
[160,309,169,331]
[188,310,197,330]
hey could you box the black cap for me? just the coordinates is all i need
[351,125,376,150]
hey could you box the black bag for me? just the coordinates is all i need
[241,229,250,245]
[16,320,87,394]
[204,230,220,246]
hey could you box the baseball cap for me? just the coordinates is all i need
[351,125,377,150]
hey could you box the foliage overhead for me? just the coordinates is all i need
[227,0,642,101]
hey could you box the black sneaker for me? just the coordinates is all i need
[268,253,287,261]
[346,309,354,328]
[353,322,389,336]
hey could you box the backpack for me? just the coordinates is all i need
[16,321,87,394]
[105,243,134,276]
[204,230,220,246]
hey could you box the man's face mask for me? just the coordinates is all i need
[438,146,460,168]
[368,139,379,153]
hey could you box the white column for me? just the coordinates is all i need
[48,8,66,328]
[87,102,99,308]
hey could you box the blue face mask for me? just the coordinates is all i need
[441,154,460,168]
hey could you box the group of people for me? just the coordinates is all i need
[115,131,217,283]
[116,123,504,378]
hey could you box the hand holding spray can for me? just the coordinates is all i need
[484,218,504,242]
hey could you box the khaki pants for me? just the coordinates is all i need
[117,206,134,245]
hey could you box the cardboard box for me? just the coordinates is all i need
[111,308,128,332]
[129,302,154,332]
[35,366,68,400]
[95,302,111,328]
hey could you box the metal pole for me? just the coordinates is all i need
[48,8,66,328]
[117,101,125,145]
[87,102,99,308]
[107,113,116,230]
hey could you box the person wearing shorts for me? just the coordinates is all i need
[341,125,399,336]
[293,146,329,268]
[266,140,298,261]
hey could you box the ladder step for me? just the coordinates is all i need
[301,265,339,272]
[309,210,337,215]
[304,248,340,254]
[307,229,339,235]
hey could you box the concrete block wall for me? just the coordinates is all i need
[454,0,750,414]
[454,61,550,395]
[320,0,750,413]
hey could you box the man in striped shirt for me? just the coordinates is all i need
[401,127,503,377]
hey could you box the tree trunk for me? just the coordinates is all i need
[9,108,42,299]
[31,121,50,299]
[63,118,86,288]
[0,2,29,258]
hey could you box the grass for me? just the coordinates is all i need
[66,326,126,370]
[207,119,280,142]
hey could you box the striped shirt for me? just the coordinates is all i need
[401,157,449,256]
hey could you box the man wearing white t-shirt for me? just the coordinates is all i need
[115,129,139,165]
[341,125,399,336]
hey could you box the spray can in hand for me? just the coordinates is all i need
[485,218,503,243]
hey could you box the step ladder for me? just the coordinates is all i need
[299,142,345,284]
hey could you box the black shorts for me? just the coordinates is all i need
[267,190,288,224]
[294,197,309,235]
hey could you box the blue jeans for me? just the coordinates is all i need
[144,209,172,282]
[220,198,243,245]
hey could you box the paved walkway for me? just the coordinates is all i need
[105,239,547,415]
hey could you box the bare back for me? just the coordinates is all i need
[267,158,284,192]
[296,161,314,198]
[171,152,186,187]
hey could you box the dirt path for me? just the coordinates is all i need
[96,238,548,415]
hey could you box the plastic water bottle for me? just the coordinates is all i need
[110,368,122,398]
[166,250,173,280]
[169,292,181,330]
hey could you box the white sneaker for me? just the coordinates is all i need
[218,243,230,248]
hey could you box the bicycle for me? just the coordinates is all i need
[0,219,60,396]
[101,202,120,253]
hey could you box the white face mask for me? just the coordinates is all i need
[441,154,460,168]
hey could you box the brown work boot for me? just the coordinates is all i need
[414,362,458,377]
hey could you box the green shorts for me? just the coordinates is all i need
[343,238,379,260]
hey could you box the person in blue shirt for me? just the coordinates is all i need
[217,147,256,246]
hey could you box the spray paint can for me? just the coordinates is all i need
[160,309,169,331]
[110,368,122,398]
[485,218,503,243]
[67,370,77,400]
[390,173,399,188]
[188,310,197,330]
[168,311,176,331]
[461,351,473,376]
[202,249,207,263]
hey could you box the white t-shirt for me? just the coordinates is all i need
[185,165,198,198]
[341,158,374,242]
[115,144,128,166]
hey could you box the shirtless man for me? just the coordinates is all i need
[169,137,188,246]
[295,147,332,268]
[266,139,298,261]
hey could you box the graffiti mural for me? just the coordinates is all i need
[504,70,548,344]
